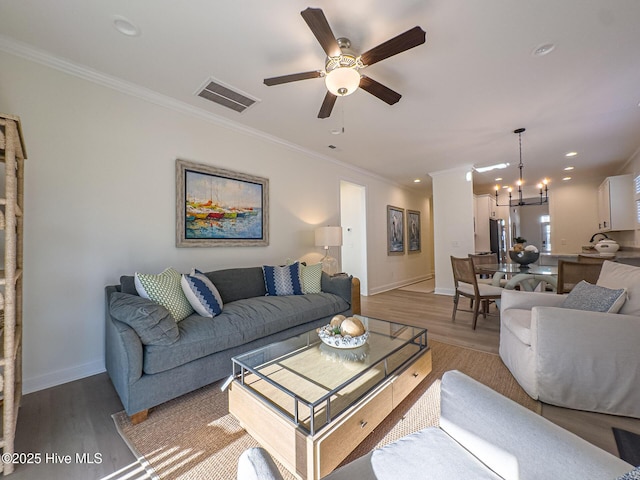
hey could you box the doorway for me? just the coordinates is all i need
[340,180,368,296]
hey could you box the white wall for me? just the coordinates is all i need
[364,183,432,295]
[431,166,475,295]
[548,179,600,253]
[0,50,431,393]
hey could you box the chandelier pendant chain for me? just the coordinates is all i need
[495,127,548,207]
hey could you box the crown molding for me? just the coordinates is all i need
[0,34,400,187]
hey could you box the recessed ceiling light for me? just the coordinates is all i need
[565,151,578,157]
[564,166,574,171]
[413,179,421,183]
[328,145,337,149]
[112,15,141,36]
[563,176,572,181]
[495,177,503,181]
[532,43,555,57]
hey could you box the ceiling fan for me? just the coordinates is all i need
[264,7,426,119]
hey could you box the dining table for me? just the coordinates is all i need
[476,263,558,291]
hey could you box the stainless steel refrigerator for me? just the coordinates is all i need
[489,218,507,263]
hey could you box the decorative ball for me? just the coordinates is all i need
[330,315,346,328]
[340,317,366,337]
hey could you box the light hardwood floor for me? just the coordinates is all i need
[9,283,639,479]
[360,282,640,456]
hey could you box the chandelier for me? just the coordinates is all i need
[495,128,548,207]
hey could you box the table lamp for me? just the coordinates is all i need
[315,226,343,275]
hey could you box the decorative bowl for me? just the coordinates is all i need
[319,343,369,362]
[509,250,540,267]
[317,324,369,349]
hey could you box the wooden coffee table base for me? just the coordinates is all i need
[229,348,432,480]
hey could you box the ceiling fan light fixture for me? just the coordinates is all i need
[325,66,360,96]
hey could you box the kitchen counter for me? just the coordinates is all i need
[539,249,640,266]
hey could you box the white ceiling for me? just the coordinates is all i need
[1,0,640,191]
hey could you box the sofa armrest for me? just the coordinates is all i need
[500,289,566,314]
[105,286,144,403]
[321,273,361,314]
[532,306,640,417]
[439,370,632,480]
[351,277,361,315]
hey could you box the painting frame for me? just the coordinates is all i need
[407,209,421,253]
[176,159,269,247]
[387,205,405,255]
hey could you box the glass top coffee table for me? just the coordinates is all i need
[228,315,431,480]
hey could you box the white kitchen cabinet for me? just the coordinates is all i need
[597,174,634,232]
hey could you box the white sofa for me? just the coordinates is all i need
[237,370,634,480]
[500,260,640,418]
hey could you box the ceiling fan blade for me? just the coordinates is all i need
[359,76,402,105]
[318,92,337,119]
[360,26,426,67]
[301,7,341,58]
[264,71,322,86]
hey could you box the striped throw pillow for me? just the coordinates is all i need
[263,262,304,296]
[181,270,224,318]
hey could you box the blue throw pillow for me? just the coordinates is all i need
[181,269,224,317]
[263,262,304,296]
[561,280,626,313]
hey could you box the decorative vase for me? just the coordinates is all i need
[509,250,540,268]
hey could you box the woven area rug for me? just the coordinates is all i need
[113,340,539,480]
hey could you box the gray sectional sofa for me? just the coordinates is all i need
[105,266,359,423]
[238,370,635,480]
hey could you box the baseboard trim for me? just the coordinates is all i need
[23,360,106,394]
[434,287,455,296]
[369,274,433,295]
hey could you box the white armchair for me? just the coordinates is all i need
[499,260,640,418]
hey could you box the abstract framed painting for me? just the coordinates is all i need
[176,159,269,247]
[407,209,421,253]
[387,205,405,255]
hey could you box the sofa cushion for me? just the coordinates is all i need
[561,280,626,313]
[109,292,179,346]
[143,293,349,374]
[321,272,353,304]
[597,261,640,316]
[204,267,266,304]
[263,262,304,296]
[369,428,502,480]
[502,309,533,346]
[135,267,194,321]
[300,262,323,294]
[181,270,224,317]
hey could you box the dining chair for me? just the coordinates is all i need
[451,256,504,329]
[468,253,507,286]
[556,259,604,294]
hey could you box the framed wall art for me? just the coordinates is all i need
[176,159,269,247]
[387,205,405,255]
[407,209,421,253]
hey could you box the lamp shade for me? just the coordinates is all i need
[324,67,360,96]
[315,226,343,248]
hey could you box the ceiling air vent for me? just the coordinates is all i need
[196,78,259,113]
